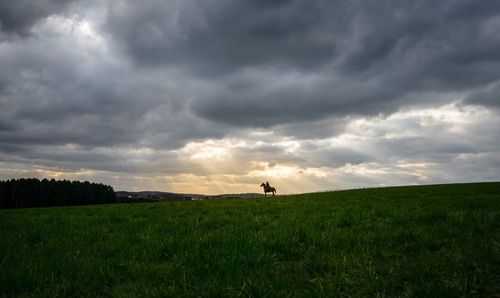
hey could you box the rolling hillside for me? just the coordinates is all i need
[1,182,499,296]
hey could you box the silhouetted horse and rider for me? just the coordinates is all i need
[260,181,276,197]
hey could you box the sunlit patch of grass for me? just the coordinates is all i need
[1,182,499,296]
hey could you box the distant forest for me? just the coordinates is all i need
[0,178,117,209]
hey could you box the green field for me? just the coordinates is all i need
[1,183,499,297]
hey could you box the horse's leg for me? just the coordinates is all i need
[264,191,266,198]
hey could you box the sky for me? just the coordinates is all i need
[1,0,500,194]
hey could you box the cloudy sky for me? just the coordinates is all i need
[1,0,500,194]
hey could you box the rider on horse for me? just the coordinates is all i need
[260,181,276,197]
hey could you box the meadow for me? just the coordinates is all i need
[1,182,499,297]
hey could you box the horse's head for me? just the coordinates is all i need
[260,183,265,187]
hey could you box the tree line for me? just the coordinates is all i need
[0,178,117,209]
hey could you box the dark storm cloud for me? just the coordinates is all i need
[0,0,76,35]
[0,24,229,150]
[106,0,341,74]
[191,77,401,127]
[1,0,500,189]
[465,81,500,109]
[2,0,499,148]
[105,0,500,127]
[0,40,144,147]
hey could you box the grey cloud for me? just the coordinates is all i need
[0,0,499,191]
[106,0,340,74]
[0,25,229,150]
[232,144,301,167]
[0,0,76,36]
[190,72,401,127]
[4,0,500,147]
[274,118,347,140]
[305,147,371,168]
[374,137,478,163]
[361,112,500,167]
[465,81,500,109]
[104,0,500,127]
[0,143,204,175]
[230,141,371,171]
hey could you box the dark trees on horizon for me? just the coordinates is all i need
[0,178,117,209]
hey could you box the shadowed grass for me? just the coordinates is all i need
[1,182,499,297]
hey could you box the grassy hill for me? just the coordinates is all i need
[1,182,499,297]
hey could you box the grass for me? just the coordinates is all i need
[1,182,499,297]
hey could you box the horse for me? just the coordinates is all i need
[260,182,276,197]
